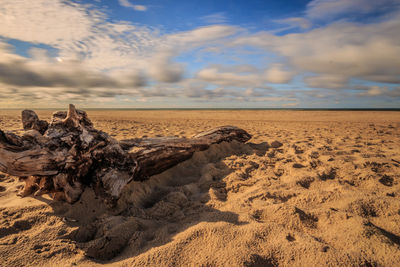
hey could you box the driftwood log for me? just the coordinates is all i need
[0,104,251,203]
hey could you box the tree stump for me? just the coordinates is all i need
[0,105,251,203]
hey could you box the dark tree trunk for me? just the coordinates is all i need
[0,104,251,203]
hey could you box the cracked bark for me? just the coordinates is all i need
[0,104,251,203]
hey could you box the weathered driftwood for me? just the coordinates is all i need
[0,104,251,203]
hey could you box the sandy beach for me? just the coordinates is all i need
[1,110,400,266]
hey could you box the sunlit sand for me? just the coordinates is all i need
[1,110,399,266]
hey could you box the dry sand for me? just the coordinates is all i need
[1,110,400,266]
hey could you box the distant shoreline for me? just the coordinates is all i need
[1,108,400,111]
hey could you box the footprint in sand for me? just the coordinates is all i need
[0,219,33,239]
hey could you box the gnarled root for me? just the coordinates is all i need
[1,104,251,203]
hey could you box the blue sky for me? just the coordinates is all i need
[0,0,399,108]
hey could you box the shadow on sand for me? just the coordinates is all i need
[33,141,272,265]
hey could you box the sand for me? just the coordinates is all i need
[1,110,400,266]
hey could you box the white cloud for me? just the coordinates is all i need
[272,1,400,38]
[274,17,311,31]
[118,0,147,11]
[234,15,400,88]
[0,0,242,83]
[148,51,185,83]
[173,79,294,102]
[196,67,263,87]
[363,86,387,96]
[0,0,94,45]
[210,64,259,74]
[200,12,228,24]
[304,75,349,89]
[0,44,146,89]
[0,1,244,96]
[358,86,400,97]
[306,0,400,21]
[167,25,239,46]
[0,0,399,107]
[0,0,159,72]
[264,64,293,84]
[196,63,294,87]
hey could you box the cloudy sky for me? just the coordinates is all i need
[0,0,399,108]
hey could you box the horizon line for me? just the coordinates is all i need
[1,107,399,111]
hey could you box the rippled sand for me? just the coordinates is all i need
[1,109,400,266]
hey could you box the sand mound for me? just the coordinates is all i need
[74,141,254,262]
[1,110,400,266]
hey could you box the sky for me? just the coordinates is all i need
[0,0,399,108]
